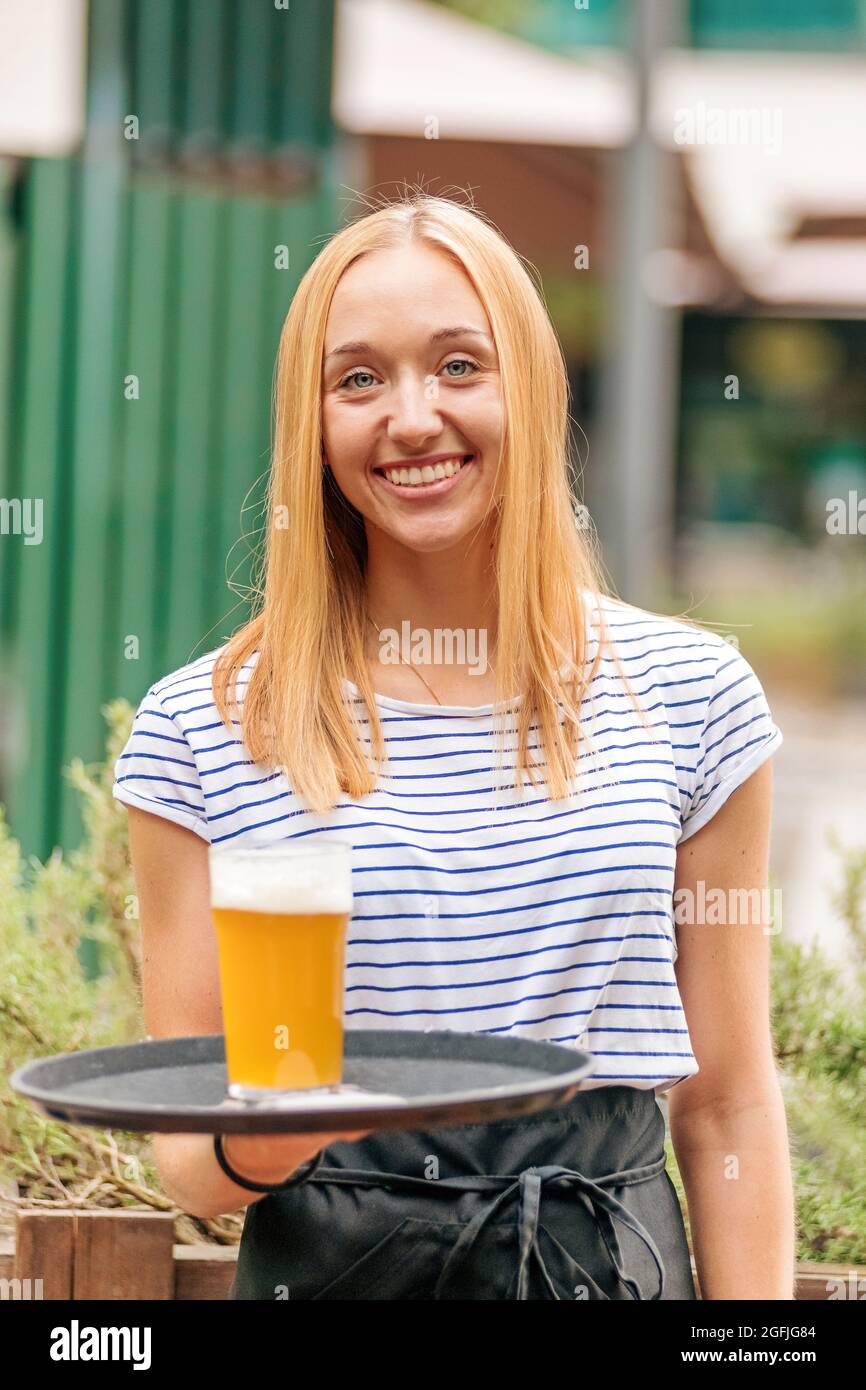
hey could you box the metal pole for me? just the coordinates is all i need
[590,0,684,606]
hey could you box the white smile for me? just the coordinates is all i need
[380,455,471,488]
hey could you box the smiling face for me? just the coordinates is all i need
[320,241,503,554]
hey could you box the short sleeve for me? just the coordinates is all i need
[678,641,783,845]
[112,683,210,842]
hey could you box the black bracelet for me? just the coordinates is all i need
[213,1133,325,1193]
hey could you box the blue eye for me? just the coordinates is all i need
[337,358,479,390]
[442,357,479,378]
[338,369,377,390]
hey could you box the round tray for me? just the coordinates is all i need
[10,1029,595,1134]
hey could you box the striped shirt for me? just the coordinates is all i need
[112,592,784,1092]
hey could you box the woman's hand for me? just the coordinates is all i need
[222,1129,373,1186]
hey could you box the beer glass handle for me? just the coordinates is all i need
[213,1134,326,1193]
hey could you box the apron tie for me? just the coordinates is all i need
[306,1152,668,1301]
[431,1160,667,1301]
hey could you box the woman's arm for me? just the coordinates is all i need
[666,760,796,1300]
[127,807,369,1220]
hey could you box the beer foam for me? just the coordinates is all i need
[209,845,353,915]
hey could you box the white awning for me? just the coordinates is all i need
[334,0,866,309]
[653,50,866,309]
[0,0,86,157]
[333,0,633,148]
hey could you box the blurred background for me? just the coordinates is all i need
[1,0,865,1281]
[0,0,864,945]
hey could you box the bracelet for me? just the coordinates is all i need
[213,1133,326,1193]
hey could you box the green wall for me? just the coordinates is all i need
[0,0,340,859]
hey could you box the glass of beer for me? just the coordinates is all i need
[208,839,353,1101]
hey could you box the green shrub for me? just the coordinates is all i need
[665,868,866,1268]
[0,701,240,1244]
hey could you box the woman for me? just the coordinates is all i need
[113,193,794,1300]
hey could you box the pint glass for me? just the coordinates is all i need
[208,839,353,1100]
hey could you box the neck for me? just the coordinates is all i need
[363,526,499,652]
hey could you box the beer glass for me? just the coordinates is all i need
[208,839,353,1101]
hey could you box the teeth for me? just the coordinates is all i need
[383,456,469,487]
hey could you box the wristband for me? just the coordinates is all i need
[213,1132,325,1193]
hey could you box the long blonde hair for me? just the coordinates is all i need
[212,192,686,809]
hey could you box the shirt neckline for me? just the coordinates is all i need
[341,647,598,716]
[341,678,515,716]
[239,591,606,715]
[340,590,604,715]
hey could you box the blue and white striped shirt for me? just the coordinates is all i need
[112,592,783,1092]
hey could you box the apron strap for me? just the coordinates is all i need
[431,1161,667,1301]
[309,1153,668,1301]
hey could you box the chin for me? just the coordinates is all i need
[389,523,478,554]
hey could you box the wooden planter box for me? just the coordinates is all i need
[1,1212,863,1300]
[1,1212,235,1300]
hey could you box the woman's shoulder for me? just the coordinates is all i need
[143,644,260,722]
[585,592,783,842]
[112,645,261,843]
[585,590,780,722]
[588,591,734,669]
[588,591,781,748]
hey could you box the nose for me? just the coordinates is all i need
[385,372,445,448]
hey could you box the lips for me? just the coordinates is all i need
[373,454,475,498]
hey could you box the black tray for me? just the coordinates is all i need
[10,1029,595,1134]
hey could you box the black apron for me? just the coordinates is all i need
[228,1083,696,1300]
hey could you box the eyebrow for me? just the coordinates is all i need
[324,326,492,363]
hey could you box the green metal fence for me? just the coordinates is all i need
[690,0,866,49]
[449,0,866,51]
[0,0,339,860]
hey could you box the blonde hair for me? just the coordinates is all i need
[212,191,699,809]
